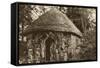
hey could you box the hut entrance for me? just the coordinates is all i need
[45,37,54,61]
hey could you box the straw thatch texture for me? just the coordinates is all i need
[23,9,82,37]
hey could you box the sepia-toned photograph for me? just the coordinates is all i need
[17,3,97,65]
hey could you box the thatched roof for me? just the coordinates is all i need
[23,8,82,37]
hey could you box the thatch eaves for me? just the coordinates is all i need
[23,8,82,37]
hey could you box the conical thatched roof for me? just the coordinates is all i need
[23,8,82,37]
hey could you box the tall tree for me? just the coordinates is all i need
[19,5,33,64]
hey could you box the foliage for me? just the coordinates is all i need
[19,5,96,64]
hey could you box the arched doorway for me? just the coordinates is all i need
[45,37,54,61]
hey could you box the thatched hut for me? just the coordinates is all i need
[23,9,82,63]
